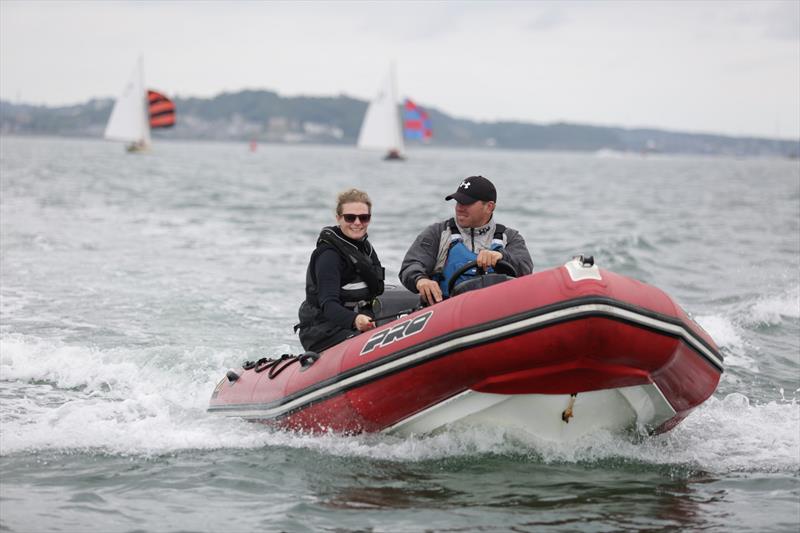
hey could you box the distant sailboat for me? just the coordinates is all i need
[104,57,175,152]
[357,64,405,161]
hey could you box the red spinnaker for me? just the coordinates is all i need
[148,90,175,129]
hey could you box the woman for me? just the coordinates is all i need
[296,189,384,353]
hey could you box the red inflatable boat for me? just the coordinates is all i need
[208,257,723,441]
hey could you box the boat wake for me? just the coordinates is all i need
[741,284,800,327]
[1,332,797,475]
[696,284,800,383]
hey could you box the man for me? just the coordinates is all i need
[400,175,533,305]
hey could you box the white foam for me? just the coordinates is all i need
[2,334,797,474]
[0,333,249,454]
[263,393,800,475]
[633,394,800,473]
[695,314,744,349]
[694,313,760,371]
[743,285,800,326]
[694,286,800,371]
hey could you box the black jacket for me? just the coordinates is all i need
[297,226,384,351]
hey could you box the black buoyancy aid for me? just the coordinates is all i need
[305,226,384,306]
[295,227,384,348]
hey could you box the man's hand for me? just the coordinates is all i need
[354,314,375,332]
[416,277,443,305]
[476,250,503,270]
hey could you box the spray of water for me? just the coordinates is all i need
[2,332,797,475]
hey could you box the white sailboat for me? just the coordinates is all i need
[105,57,151,152]
[357,64,405,161]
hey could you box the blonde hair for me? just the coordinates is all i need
[336,188,372,215]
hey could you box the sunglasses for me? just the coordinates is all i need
[341,213,371,223]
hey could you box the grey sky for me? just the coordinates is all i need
[1,0,798,139]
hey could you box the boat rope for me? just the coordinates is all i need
[241,352,321,379]
[561,393,577,423]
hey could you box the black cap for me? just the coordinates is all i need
[445,175,496,204]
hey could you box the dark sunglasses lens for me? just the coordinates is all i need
[343,214,371,223]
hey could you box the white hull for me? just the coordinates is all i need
[386,385,677,441]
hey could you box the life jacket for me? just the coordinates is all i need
[437,218,505,297]
[296,227,384,351]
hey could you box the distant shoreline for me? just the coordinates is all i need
[4,133,799,163]
[2,92,798,158]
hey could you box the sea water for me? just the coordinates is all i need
[1,136,798,532]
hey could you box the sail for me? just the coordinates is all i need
[403,99,432,141]
[357,66,404,154]
[104,57,150,145]
[148,90,175,129]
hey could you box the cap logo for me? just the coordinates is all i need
[459,180,471,190]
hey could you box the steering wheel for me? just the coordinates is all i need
[446,260,518,297]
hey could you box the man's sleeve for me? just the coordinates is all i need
[502,229,534,276]
[399,224,440,292]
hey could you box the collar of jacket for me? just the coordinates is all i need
[455,218,494,237]
[330,225,370,252]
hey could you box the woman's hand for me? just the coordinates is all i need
[354,314,375,332]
